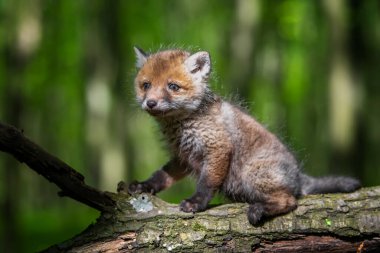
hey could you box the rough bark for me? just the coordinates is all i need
[0,122,379,252]
[41,185,380,252]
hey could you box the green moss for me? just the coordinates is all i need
[136,227,162,245]
[192,222,207,231]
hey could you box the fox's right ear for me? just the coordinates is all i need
[134,46,148,68]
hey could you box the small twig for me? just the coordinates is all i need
[0,122,115,212]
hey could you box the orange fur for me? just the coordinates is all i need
[135,50,198,100]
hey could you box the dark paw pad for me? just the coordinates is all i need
[180,199,203,213]
[247,203,264,225]
[128,181,155,194]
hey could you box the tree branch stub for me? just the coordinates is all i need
[0,122,115,212]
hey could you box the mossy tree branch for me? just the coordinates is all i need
[44,185,380,252]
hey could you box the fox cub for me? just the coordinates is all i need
[128,47,361,224]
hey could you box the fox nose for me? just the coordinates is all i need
[146,99,157,109]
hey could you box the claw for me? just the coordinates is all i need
[179,199,200,213]
[128,181,155,195]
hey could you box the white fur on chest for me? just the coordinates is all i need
[161,120,205,164]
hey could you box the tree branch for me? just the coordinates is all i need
[0,122,115,212]
[45,185,380,252]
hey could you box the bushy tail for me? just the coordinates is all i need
[300,173,361,196]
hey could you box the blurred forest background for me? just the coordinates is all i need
[0,0,379,252]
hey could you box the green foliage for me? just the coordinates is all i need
[0,0,379,252]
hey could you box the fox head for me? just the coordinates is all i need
[133,47,212,118]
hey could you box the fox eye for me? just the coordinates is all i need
[168,82,180,91]
[142,82,151,91]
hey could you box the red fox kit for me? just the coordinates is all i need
[128,47,361,224]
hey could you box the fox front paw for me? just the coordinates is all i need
[179,198,207,213]
[128,181,155,194]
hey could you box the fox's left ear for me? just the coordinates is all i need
[134,46,148,68]
[184,51,211,81]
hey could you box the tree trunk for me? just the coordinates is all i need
[44,185,380,252]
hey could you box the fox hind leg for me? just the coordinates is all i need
[247,190,297,225]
